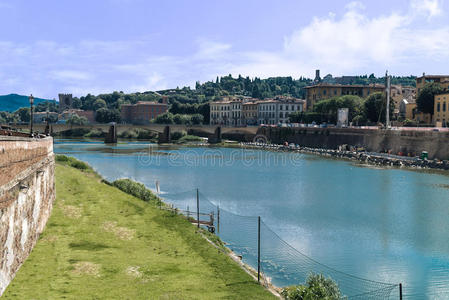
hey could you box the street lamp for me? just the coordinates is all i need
[29,94,34,136]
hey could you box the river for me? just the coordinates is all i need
[54,139,449,299]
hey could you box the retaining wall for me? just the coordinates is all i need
[259,127,449,160]
[0,136,55,295]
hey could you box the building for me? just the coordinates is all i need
[242,101,259,125]
[399,99,416,120]
[391,85,415,111]
[210,100,231,125]
[120,101,168,124]
[398,99,432,124]
[210,97,305,126]
[32,111,59,123]
[416,74,449,94]
[230,99,243,126]
[60,109,95,123]
[258,100,278,125]
[58,94,73,112]
[434,93,449,126]
[276,97,305,124]
[304,83,385,110]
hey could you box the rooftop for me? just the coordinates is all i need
[304,83,385,89]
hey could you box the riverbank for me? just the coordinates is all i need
[239,142,449,171]
[2,159,276,299]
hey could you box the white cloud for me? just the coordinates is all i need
[230,0,449,78]
[0,0,449,98]
[410,0,443,19]
[50,70,92,81]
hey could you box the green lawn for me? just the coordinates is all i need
[3,163,276,299]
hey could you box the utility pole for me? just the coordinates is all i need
[385,71,391,129]
[217,205,220,234]
[258,216,261,283]
[196,188,200,228]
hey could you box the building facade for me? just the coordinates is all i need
[32,112,59,123]
[121,101,168,124]
[242,101,258,125]
[210,100,231,125]
[416,74,449,94]
[258,100,278,125]
[304,84,385,110]
[230,100,243,126]
[276,98,305,124]
[210,97,305,126]
[434,93,449,126]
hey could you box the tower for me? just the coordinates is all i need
[58,94,73,112]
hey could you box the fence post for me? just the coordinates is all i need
[197,188,200,228]
[217,205,220,234]
[399,283,402,300]
[258,216,261,283]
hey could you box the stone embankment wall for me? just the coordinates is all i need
[259,127,449,160]
[0,136,55,295]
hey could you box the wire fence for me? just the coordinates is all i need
[160,189,401,300]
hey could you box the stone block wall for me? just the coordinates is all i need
[0,136,55,295]
[260,127,449,160]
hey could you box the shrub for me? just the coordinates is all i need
[84,129,105,138]
[55,154,69,162]
[171,130,187,140]
[55,155,93,172]
[281,273,341,300]
[177,135,203,143]
[112,179,158,202]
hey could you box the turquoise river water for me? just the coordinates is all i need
[54,139,449,299]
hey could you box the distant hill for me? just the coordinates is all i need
[0,94,56,112]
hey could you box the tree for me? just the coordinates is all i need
[281,273,341,300]
[67,114,88,125]
[364,92,395,124]
[416,82,444,115]
[93,99,107,111]
[154,112,174,124]
[190,114,204,125]
[95,108,121,123]
[14,107,30,123]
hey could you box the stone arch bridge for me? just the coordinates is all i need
[14,124,259,142]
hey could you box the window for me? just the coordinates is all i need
[444,102,446,112]
[437,102,441,112]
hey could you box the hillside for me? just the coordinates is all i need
[2,161,275,299]
[0,94,55,112]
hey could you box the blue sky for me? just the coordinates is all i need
[0,0,448,98]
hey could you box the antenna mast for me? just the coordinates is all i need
[385,70,391,129]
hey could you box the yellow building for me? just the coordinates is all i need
[416,74,449,94]
[434,93,449,127]
[304,83,385,110]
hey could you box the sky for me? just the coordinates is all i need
[0,0,449,98]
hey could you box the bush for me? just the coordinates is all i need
[55,155,93,172]
[84,129,105,138]
[281,273,341,300]
[177,135,203,143]
[171,130,187,140]
[70,160,89,170]
[112,178,158,202]
[55,154,69,162]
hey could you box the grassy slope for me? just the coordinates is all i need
[3,164,275,299]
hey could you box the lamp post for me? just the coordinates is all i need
[29,94,34,136]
